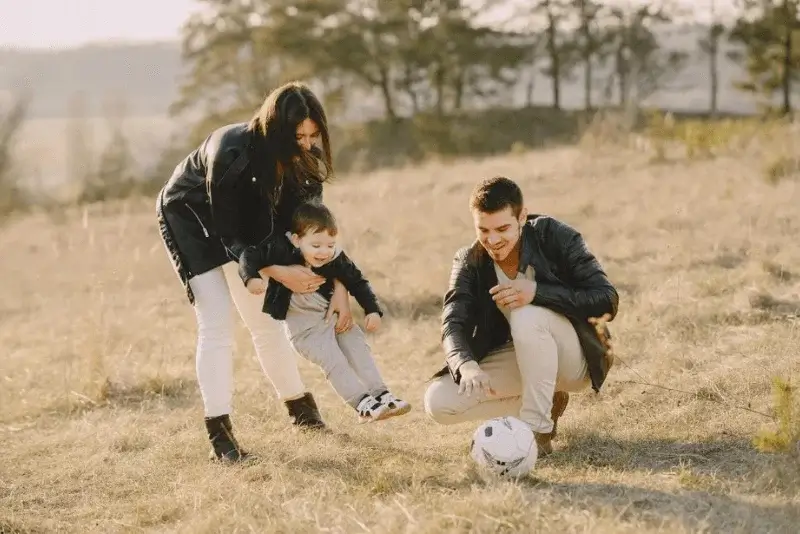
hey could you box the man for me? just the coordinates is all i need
[423,176,618,455]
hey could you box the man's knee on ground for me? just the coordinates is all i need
[423,380,459,424]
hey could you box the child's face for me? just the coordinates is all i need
[291,229,337,268]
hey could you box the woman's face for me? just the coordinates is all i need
[295,118,321,152]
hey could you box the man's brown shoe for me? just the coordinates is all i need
[550,391,570,441]
[534,431,553,456]
[533,391,570,457]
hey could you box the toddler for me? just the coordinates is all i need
[246,202,411,423]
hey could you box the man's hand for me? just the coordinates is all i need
[589,313,614,369]
[489,279,537,310]
[326,279,353,333]
[262,265,325,294]
[364,312,382,332]
[246,277,266,295]
[458,361,495,397]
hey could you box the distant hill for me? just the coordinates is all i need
[0,25,765,120]
[0,42,182,118]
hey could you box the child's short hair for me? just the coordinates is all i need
[292,202,338,237]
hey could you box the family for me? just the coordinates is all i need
[156,82,619,463]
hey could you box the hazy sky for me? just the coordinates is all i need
[0,0,735,50]
[0,0,196,48]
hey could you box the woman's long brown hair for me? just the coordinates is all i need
[247,81,334,208]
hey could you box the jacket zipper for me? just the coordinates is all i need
[184,203,209,237]
[257,203,275,247]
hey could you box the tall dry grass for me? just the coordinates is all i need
[1,125,799,532]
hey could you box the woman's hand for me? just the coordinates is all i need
[326,279,353,333]
[262,265,325,294]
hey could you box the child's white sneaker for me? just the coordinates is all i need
[376,390,411,418]
[356,394,390,423]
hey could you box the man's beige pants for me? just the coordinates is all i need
[424,305,591,433]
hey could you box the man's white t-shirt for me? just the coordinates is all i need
[492,263,535,320]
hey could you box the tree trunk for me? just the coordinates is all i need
[710,34,718,115]
[403,63,420,113]
[580,1,593,110]
[616,48,627,106]
[584,53,593,110]
[708,0,719,116]
[782,3,792,115]
[434,62,446,116]
[453,69,465,110]
[526,70,536,107]
[546,5,561,110]
[377,65,397,119]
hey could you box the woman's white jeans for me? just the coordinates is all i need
[188,261,306,417]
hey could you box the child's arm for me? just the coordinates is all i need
[317,251,382,317]
[238,233,297,286]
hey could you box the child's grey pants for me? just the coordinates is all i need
[283,292,387,409]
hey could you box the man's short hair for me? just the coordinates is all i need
[469,176,524,217]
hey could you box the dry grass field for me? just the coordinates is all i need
[1,134,799,533]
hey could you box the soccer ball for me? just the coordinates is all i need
[469,416,537,478]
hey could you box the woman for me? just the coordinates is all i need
[156,81,353,463]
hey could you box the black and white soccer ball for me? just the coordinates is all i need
[469,416,538,478]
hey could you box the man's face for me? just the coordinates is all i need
[291,229,337,267]
[472,206,526,262]
[295,118,321,152]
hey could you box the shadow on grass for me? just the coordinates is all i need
[533,432,800,532]
[242,430,799,533]
[551,432,761,479]
[550,432,798,496]
[26,376,198,423]
[238,430,488,494]
[530,479,799,534]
